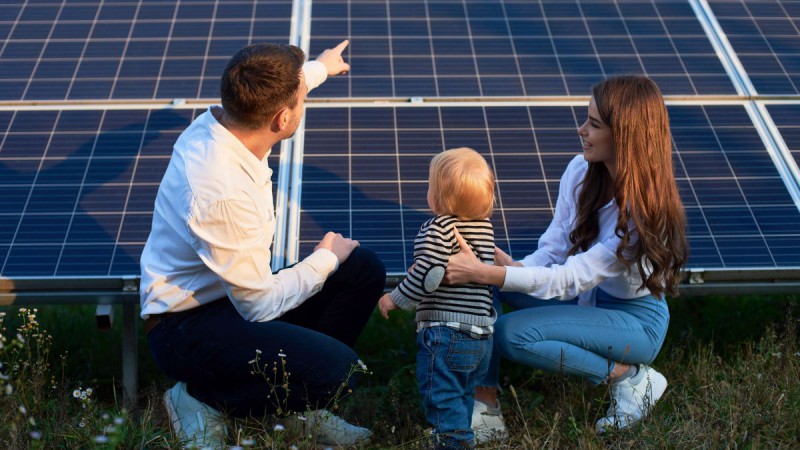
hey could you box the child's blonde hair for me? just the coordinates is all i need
[428,147,495,220]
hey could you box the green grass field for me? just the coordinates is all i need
[1,294,798,449]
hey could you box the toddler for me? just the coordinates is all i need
[379,147,496,449]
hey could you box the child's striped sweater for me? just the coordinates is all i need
[389,214,496,327]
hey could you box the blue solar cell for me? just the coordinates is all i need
[110,244,142,275]
[59,245,116,275]
[3,245,61,276]
[66,214,122,244]
[766,104,800,167]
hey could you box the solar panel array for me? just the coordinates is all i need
[297,104,800,274]
[309,0,736,98]
[1,0,800,290]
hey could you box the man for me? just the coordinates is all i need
[140,40,385,448]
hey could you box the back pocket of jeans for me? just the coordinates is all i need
[445,332,487,372]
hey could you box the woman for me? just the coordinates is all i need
[444,75,688,437]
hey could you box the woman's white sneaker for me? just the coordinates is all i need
[471,399,509,443]
[595,365,667,433]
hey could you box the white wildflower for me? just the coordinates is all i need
[29,431,42,440]
[273,424,285,432]
[18,405,26,415]
[113,416,124,425]
[357,359,368,371]
[5,384,13,395]
[94,435,108,444]
[241,437,256,446]
[73,389,81,398]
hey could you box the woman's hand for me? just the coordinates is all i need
[444,229,509,287]
[494,246,514,266]
[444,229,485,285]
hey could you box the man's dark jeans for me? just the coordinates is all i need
[147,247,386,417]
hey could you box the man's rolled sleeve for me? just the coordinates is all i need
[189,199,336,322]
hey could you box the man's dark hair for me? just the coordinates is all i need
[220,43,306,130]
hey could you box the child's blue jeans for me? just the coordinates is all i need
[416,326,492,449]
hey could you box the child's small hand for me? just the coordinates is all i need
[378,293,398,319]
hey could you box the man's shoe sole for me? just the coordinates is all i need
[163,388,183,438]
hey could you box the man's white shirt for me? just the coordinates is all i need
[139,61,337,321]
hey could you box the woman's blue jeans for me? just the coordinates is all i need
[483,288,669,386]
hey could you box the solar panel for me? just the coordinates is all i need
[766,103,800,168]
[708,0,800,95]
[0,1,292,101]
[309,0,736,99]
[0,107,281,277]
[296,104,800,275]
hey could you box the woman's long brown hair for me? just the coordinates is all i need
[568,76,688,298]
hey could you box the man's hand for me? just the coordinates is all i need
[315,40,350,76]
[378,293,398,319]
[315,231,359,264]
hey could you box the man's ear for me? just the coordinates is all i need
[273,107,289,131]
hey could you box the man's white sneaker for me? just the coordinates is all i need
[595,365,668,433]
[283,409,372,446]
[471,399,509,443]
[163,382,227,449]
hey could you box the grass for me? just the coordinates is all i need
[0,295,798,448]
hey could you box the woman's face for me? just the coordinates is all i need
[578,96,615,174]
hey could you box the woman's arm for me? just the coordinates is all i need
[445,229,628,300]
[503,237,627,299]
